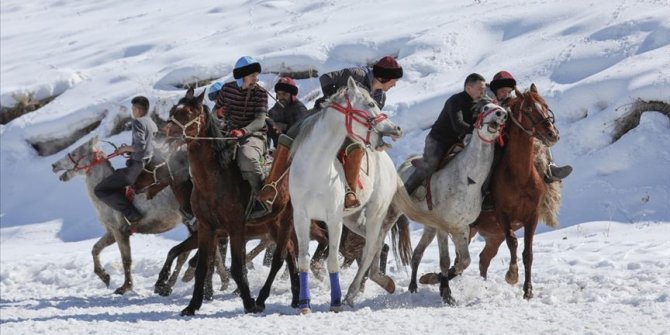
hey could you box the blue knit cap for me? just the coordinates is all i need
[233,56,261,87]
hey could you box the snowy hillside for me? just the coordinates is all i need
[1,0,670,334]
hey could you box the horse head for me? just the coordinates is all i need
[328,77,403,151]
[51,136,103,181]
[509,84,560,147]
[474,103,508,143]
[164,87,207,147]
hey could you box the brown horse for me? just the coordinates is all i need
[164,88,326,315]
[471,138,562,281]
[482,84,560,299]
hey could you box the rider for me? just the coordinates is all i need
[256,56,403,209]
[403,73,487,196]
[94,96,158,226]
[267,76,310,148]
[214,56,269,218]
[487,70,572,182]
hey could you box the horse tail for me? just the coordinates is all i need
[533,140,561,228]
[390,214,412,266]
[391,179,447,231]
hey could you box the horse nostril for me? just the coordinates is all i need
[496,111,502,117]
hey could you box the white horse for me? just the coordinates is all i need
[51,136,187,294]
[387,103,508,304]
[289,77,442,313]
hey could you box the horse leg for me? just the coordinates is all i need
[325,220,344,312]
[344,215,384,308]
[310,239,328,281]
[181,226,213,316]
[166,250,189,290]
[478,234,505,279]
[228,232,259,313]
[294,213,315,314]
[204,246,216,301]
[215,239,229,291]
[522,222,538,299]
[448,229,471,278]
[155,233,197,296]
[246,237,270,268]
[435,229,455,305]
[217,237,230,291]
[257,216,293,311]
[112,230,133,295]
[182,252,198,282]
[368,231,395,294]
[410,226,437,293]
[92,232,116,288]
[503,220,520,286]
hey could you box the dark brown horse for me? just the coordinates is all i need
[164,88,326,315]
[482,84,560,299]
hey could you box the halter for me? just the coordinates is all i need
[473,105,506,145]
[510,94,555,138]
[167,106,237,141]
[68,150,120,173]
[329,94,389,145]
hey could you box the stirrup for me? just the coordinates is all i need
[257,182,279,208]
[344,191,360,208]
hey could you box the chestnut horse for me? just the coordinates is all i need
[164,88,327,316]
[484,84,560,299]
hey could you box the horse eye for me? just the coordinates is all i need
[368,102,376,108]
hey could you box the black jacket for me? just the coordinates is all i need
[428,91,478,145]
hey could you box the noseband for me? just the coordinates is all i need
[329,94,389,145]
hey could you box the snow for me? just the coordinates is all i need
[1,0,669,333]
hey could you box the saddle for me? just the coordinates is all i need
[130,154,170,200]
[410,142,465,209]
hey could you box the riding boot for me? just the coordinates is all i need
[256,135,292,208]
[403,169,426,196]
[242,172,271,219]
[543,149,572,183]
[343,144,365,208]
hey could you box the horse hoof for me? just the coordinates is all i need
[102,274,111,288]
[408,281,418,293]
[180,308,195,316]
[383,278,396,294]
[154,284,172,297]
[114,286,132,295]
[299,307,311,315]
[505,267,519,285]
[419,272,441,285]
[442,295,456,306]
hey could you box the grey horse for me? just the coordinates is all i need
[51,136,188,294]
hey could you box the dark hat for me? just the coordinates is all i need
[233,56,262,86]
[372,56,403,80]
[274,76,298,96]
[131,96,150,113]
[490,71,517,93]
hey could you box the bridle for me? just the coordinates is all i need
[473,105,507,145]
[328,93,389,145]
[167,104,237,141]
[68,150,121,173]
[510,93,555,138]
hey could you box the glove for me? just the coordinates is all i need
[230,128,246,138]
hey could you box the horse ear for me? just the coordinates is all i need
[197,89,206,104]
[530,83,538,93]
[185,87,195,99]
[347,76,359,94]
[515,87,523,97]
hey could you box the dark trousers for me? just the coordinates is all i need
[94,159,144,218]
[404,135,449,195]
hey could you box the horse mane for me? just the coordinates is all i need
[533,139,561,228]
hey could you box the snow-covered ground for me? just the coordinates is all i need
[1,221,669,334]
[2,0,669,334]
